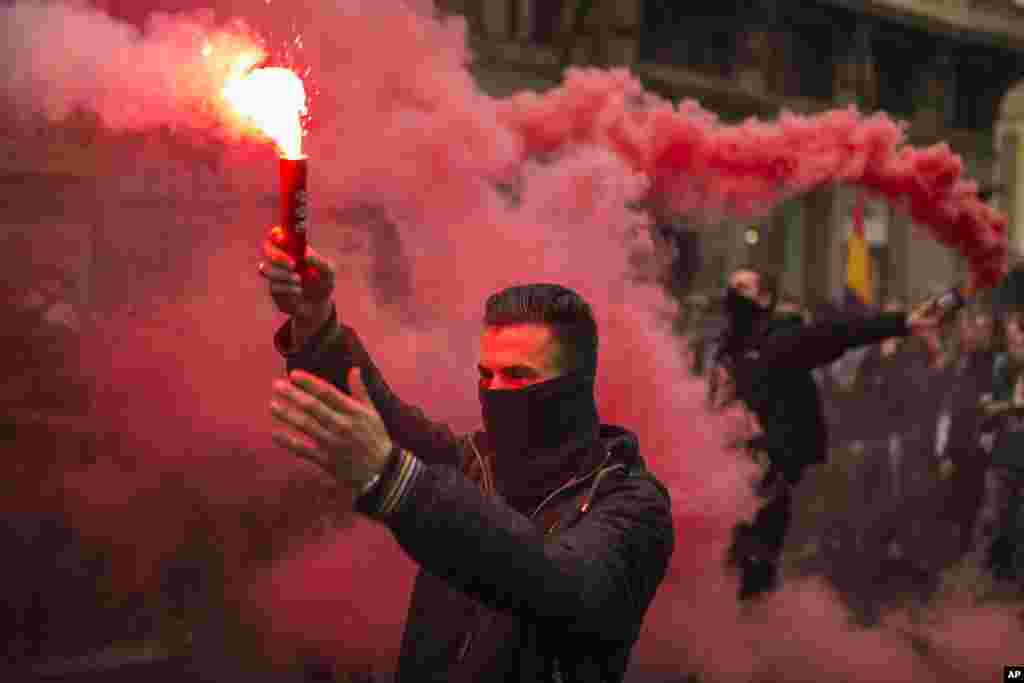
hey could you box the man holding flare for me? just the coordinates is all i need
[258,232,674,682]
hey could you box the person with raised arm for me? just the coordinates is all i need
[257,233,674,682]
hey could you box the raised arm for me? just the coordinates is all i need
[261,235,461,467]
[273,307,462,466]
[750,313,910,372]
[367,457,674,640]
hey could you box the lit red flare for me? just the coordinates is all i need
[218,56,312,278]
[278,157,310,281]
[222,65,308,160]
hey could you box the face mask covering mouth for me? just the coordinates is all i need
[478,370,601,512]
[724,287,766,338]
[478,371,599,458]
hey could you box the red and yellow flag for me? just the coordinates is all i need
[846,191,873,307]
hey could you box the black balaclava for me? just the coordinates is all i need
[724,287,769,342]
[478,370,601,512]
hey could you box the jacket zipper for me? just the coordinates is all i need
[528,447,613,521]
[456,439,618,665]
[457,629,474,663]
[456,465,599,665]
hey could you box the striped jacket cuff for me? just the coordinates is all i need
[365,448,424,520]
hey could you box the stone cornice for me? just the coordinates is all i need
[822,0,1024,51]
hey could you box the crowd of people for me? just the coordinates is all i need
[678,289,1024,617]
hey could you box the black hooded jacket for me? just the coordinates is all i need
[274,306,674,682]
[718,310,911,480]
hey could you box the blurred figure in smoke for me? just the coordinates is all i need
[936,308,998,560]
[680,293,713,377]
[258,235,674,682]
[972,309,1024,583]
[713,267,948,601]
[848,300,950,619]
[845,301,914,565]
[1,266,87,415]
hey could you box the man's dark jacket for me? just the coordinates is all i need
[721,312,910,482]
[274,307,675,682]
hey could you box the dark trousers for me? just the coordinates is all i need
[728,460,801,598]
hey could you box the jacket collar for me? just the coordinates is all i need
[472,424,641,514]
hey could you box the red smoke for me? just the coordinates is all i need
[1,1,1018,681]
[499,71,1007,289]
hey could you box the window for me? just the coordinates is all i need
[873,22,935,119]
[785,22,837,100]
[531,0,565,45]
[638,0,737,77]
[953,47,1023,131]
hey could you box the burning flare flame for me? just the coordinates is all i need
[222,66,308,159]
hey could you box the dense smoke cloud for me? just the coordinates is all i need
[1,1,1019,681]
[0,0,266,133]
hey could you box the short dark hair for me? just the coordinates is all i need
[483,284,598,376]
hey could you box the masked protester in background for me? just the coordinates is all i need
[258,234,674,683]
[713,267,948,601]
[972,309,1024,582]
[936,309,998,560]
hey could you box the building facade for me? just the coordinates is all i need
[441,0,1024,308]
[4,0,1024,320]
